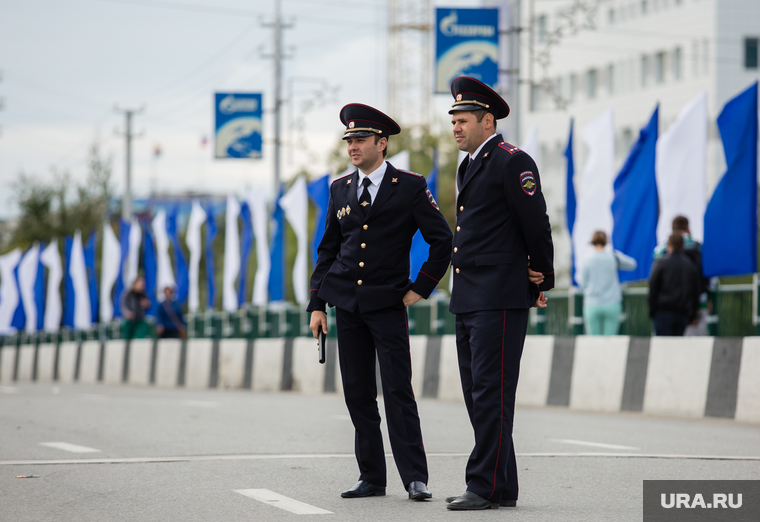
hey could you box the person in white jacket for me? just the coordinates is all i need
[580,231,637,335]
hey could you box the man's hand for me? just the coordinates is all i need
[310,311,328,339]
[535,292,548,308]
[402,290,422,307]
[528,264,544,286]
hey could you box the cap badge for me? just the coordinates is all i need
[456,94,462,101]
[348,121,355,128]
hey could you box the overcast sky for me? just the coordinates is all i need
[0,0,480,220]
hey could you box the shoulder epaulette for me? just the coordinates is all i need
[498,142,521,155]
[332,171,354,184]
[397,169,423,177]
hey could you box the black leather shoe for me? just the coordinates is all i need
[446,495,516,507]
[341,481,386,498]
[446,491,498,510]
[407,481,432,500]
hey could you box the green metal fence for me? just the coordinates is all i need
[0,284,755,346]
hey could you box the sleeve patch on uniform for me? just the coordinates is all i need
[520,171,536,196]
[426,188,439,210]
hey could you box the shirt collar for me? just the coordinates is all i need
[469,133,498,161]
[358,161,388,186]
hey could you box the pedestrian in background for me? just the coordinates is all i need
[648,233,701,336]
[121,276,151,340]
[580,231,637,336]
[156,286,186,339]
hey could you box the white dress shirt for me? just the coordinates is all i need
[357,161,388,202]
[469,132,498,162]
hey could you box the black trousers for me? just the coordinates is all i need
[335,304,428,489]
[455,308,529,503]
[653,311,690,336]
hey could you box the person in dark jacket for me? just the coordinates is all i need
[445,77,554,511]
[121,276,151,340]
[649,233,701,336]
[156,286,186,339]
[308,103,453,502]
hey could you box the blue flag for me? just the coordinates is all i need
[611,105,659,282]
[167,207,189,304]
[409,165,439,282]
[238,201,253,306]
[565,120,577,286]
[307,174,330,269]
[83,231,98,324]
[268,185,285,302]
[205,204,217,309]
[703,82,759,277]
[35,242,46,331]
[143,225,158,317]
[63,236,75,328]
[11,253,26,331]
[113,219,130,318]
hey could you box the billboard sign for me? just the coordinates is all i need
[435,8,499,94]
[214,92,262,159]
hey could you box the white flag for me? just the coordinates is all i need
[152,210,175,293]
[573,108,616,276]
[186,200,207,312]
[0,248,22,335]
[387,150,410,171]
[125,218,142,289]
[223,195,241,312]
[100,222,121,322]
[40,240,62,332]
[246,188,271,306]
[279,176,309,305]
[656,92,708,243]
[17,243,41,334]
[520,125,540,161]
[70,230,92,330]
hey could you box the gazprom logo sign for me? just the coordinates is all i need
[435,8,499,94]
[214,92,263,159]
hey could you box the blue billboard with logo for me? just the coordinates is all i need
[435,8,499,94]
[214,92,263,159]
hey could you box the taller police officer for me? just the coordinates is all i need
[444,77,555,511]
[307,104,453,501]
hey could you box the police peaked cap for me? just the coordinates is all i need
[448,76,510,119]
[340,103,401,140]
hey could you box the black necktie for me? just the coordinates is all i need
[359,177,372,216]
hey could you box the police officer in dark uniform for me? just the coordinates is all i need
[307,103,453,501]
[444,77,554,511]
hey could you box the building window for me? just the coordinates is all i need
[608,8,615,24]
[672,47,682,79]
[536,15,547,44]
[703,38,709,74]
[641,55,650,87]
[569,74,577,102]
[692,40,699,76]
[607,64,615,94]
[654,52,665,83]
[641,0,648,15]
[586,69,598,99]
[745,37,759,69]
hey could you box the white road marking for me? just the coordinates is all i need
[2,452,758,467]
[234,489,332,515]
[182,400,218,408]
[551,438,639,450]
[39,442,102,454]
[0,386,20,394]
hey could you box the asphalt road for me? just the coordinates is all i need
[1,383,758,521]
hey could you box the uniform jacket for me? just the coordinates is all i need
[450,134,554,314]
[307,162,453,314]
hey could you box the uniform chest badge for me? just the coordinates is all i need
[426,188,439,210]
[360,201,369,207]
[347,178,352,185]
[520,171,536,196]
[346,205,351,215]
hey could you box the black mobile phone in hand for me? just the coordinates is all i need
[318,330,326,364]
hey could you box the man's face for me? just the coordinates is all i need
[134,277,145,292]
[451,111,491,154]
[345,135,385,171]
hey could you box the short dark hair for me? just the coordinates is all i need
[668,233,685,252]
[472,109,497,129]
[590,230,607,247]
[373,135,388,158]
[672,215,689,233]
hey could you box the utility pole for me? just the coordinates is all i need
[114,106,144,221]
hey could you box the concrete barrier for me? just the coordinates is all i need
[0,334,756,423]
